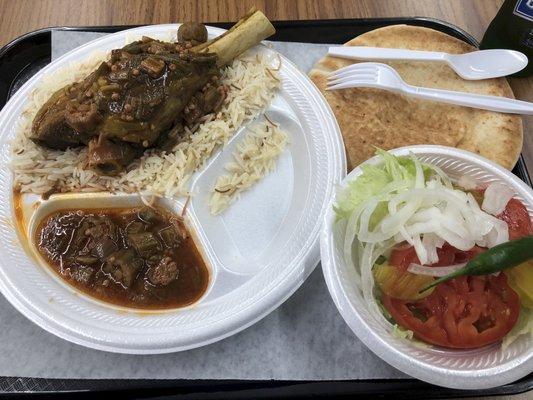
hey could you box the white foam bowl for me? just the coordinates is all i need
[320,145,533,389]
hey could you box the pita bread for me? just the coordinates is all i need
[309,25,523,170]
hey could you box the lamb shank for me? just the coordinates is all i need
[30,9,275,175]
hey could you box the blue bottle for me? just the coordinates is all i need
[481,0,533,77]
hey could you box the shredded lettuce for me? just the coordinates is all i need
[334,164,390,220]
[501,308,533,350]
[392,325,414,340]
[392,325,431,349]
[375,296,392,320]
[334,149,428,220]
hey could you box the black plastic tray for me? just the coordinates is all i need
[0,17,531,399]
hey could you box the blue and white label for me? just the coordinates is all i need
[514,0,533,22]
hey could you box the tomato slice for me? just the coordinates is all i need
[497,198,533,240]
[381,195,531,348]
[389,243,482,270]
[382,273,520,348]
[453,245,486,264]
[388,244,418,270]
[470,190,531,240]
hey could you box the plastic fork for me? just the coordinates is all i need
[327,62,533,115]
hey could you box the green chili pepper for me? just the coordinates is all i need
[419,236,533,293]
[375,255,387,265]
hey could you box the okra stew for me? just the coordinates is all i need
[35,206,209,309]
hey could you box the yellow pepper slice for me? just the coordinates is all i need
[373,263,435,301]
[506,260,533,309]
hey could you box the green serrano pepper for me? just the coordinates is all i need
[419,236,533,293]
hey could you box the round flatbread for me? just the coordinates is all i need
[309,25,523,170]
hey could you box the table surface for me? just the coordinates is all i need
[0,1,531,399]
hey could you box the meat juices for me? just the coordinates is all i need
[36,206,209,309]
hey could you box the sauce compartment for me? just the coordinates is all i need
[26,193,216,312]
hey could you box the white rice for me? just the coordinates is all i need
[10,50,280,198]
[209,120,288,215]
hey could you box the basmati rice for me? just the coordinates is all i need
[209,120,288,215]
[10,50,280,198]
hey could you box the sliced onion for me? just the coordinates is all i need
[412,234,427,265]
[483,218,509,248]
[435,226,474,251]
[405,220,441,236]
[482,182,515,216]
[429,165,453,189]
[399,226,414,245]
[407,262,466,277]
[412,154,424,189]
[457,175,478,190]
[422,233,440,265]
[380,197,422,234]
[346,156,513,274]
[409,206,441,223]
[441,205,469,238]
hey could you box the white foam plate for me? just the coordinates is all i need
[320,145,533,389]
[0,25,345,353]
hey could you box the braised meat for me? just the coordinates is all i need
[29,10,276,176]
[148,256,179,286]
[86,138,141,175]
[31,36,223,175]
[31,62,110,149]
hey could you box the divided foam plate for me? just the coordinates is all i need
[0,24,346,353]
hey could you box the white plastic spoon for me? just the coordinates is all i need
[328,46,528,80]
